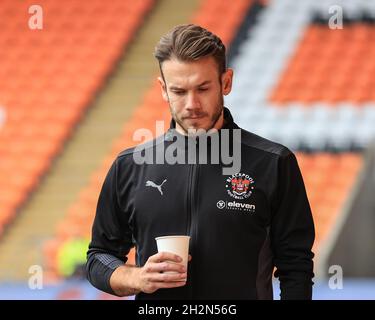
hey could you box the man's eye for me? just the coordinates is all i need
[173,91,185,95]
[199,88,208,91]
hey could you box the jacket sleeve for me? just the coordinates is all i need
[270,151,315,300]
[86,158,135,295]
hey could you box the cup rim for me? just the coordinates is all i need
[155,235,191,241]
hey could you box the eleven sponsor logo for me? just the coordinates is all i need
[216,200,255,213]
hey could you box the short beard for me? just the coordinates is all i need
[170,94,224,134]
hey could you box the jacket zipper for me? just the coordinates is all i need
[186,163,197,299]
[186,164,193,235]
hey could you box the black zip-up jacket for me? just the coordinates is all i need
[86,107,315,300]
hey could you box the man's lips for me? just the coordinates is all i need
[184,115,205,119]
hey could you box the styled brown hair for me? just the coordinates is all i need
[154,24,227,76]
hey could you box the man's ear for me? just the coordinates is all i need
[157,76,169,102]
[221,68,234,96]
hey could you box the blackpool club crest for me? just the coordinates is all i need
[225,173,254,200]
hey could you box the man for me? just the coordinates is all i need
[86,24,315,300]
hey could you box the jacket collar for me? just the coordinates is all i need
[166,107,238,141]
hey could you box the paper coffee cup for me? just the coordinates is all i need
[155,235,190,275]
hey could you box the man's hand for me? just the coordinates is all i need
[110,252,192,296]
[135,252,191,294]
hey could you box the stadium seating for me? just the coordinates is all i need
[0,0,155,235]
[226,0,375,150]
[0,0,370,286]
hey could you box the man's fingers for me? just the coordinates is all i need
[146,261,186,273]
[149,272,187,283]
[148,252,183,264]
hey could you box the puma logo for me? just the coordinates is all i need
[145,179,167,195]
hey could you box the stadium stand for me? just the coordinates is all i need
[41,0,372,284]
[226,0,375,151]
[0,0,154,234]
[0,0,373,299]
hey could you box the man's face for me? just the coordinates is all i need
[158,56,233,134]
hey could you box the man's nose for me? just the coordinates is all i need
[185,91,200,110]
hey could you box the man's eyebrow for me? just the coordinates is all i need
[196,80,212,87]
[169,80,212,90]
[169,85,184,90]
